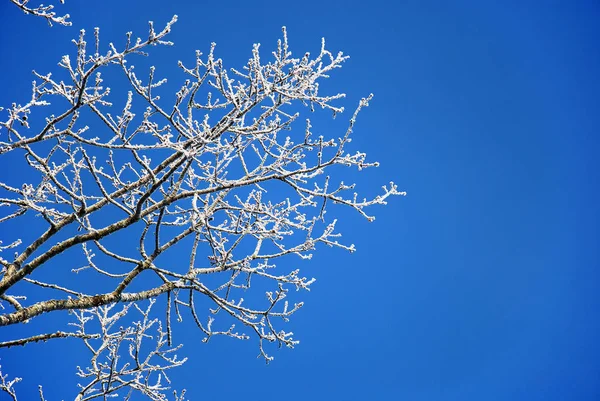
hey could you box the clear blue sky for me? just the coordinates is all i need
[0,1,599,400]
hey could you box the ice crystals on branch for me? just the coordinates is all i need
[9,0,70,27]
[0,15,404,398]
[0,364,22,401]
[67,301,187,401]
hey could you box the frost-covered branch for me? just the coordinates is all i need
[71,301,186,401]
[0,303,186,400]
[0,330,100,348]
[0,15,403,399]
[9,0,71,26]
[0,365,21,401]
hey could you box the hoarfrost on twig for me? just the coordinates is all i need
[0,15,404,399]
[9,0,71,26]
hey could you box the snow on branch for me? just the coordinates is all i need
[0,302,187,401]
[0,16,404,398]
[0,365,21,401]
[9,0,71,26]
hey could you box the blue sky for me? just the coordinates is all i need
[0,1,599,400]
